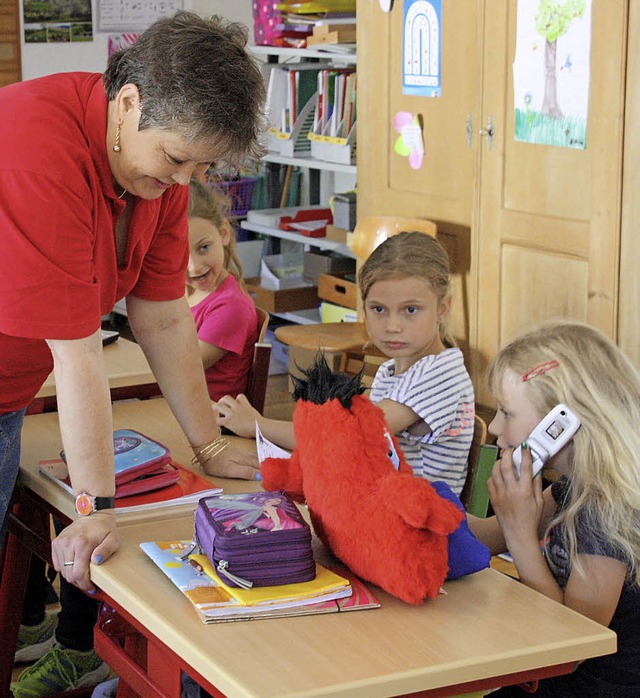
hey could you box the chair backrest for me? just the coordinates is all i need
[255,307,270,343]
[339,348,387,390]
[465,444,499,518]
[244,307,272,414]
[459,413,498,518]
[350,215,437,261]
[460,415,489,510]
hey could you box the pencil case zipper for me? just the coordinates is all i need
[216,558,317,588]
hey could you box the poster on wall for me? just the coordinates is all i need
[513,0,592,149]
[108,32,139,56]
[402,0,441,97]
[98,0,185,33]
[23,0,93,43]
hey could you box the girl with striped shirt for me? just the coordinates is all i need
[218,231,474,495]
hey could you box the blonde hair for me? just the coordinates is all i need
[489,320,640,584]
[357,231,454,347]
[187,178,245,285]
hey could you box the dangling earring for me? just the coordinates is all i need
[113,124,122,153]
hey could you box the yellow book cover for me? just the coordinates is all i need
[190,553,351,606]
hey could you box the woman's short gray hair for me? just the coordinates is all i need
[103,11,266,168]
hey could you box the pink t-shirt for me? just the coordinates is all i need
[0,72,189,412]
[190,275,258,401]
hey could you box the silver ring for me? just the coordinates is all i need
[63,561,74,566]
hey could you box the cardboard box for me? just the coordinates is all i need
[250,253,320,312]
[250,285,320,314]
[306,28,357,45]
[260,254,305,289]
[318,273,358,310]
[332,192,357,231]
[303,250,356,284]
[320,301,359,323]
[325,224,350,244]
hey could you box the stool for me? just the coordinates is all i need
[274,322,370,353]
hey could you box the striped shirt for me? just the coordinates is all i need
[370,348,474,494]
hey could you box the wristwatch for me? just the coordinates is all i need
[74,492,115,517]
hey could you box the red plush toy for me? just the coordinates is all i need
[261,354,464,604]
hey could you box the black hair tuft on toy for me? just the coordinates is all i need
[290,352,365,409]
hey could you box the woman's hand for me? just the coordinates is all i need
[51,512,120,593]
[215,394,260,438]
[487,444,544,551]
[201,445,260,480]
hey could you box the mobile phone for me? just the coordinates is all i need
[512,404,581,478]
[101,329,120,346]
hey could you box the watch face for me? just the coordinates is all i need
[75,493,94,516]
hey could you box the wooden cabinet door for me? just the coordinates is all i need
[474,0,627,403]
[357,0,484,350]
[358,0,482,225]
[0,0,21,87]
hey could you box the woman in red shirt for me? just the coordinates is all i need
[1,11,264,696]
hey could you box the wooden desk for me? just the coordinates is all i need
[6,400,617,698]
[93,517,616,698]
[1,399,258,696]
[27,337,160,414]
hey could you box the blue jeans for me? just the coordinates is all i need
[0,407,26,545]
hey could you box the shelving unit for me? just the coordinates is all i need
[261,152,356,176]
[243,44,358,327]
[241,221,355,258]
[251,45,356,66]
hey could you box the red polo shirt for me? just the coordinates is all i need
[0,73,189,412]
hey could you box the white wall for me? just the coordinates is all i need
[21,0,253,80]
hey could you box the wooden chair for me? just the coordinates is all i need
[465,443,499,518]
[244,307,272,414]
[350,215,437,260]
[460,414,498,517]
[339,347,387,392]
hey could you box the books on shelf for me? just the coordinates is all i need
[266,65,321,135]
[140,539,379,623]
[276,1,356,14]
[39,459,221,514]
[312,68,356,139]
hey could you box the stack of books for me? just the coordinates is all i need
[274,1,356,48]
[140,539,380,623]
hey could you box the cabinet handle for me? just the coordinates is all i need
[478,116,494,150]
[466,114,473,147]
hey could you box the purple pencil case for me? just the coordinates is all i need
[194,490,315,588]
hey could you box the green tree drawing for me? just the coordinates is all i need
[534,0,586,118]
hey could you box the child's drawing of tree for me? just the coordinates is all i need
[534,0,586,118]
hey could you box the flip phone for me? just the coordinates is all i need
[512,404,581,478]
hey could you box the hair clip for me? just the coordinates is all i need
[522,360,560,382]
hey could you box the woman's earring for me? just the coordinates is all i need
[113,124,122,153]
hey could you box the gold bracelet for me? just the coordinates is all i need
[191,435,230,467]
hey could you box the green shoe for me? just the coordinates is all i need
[10,644,111,697]
[14,614,57,664]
